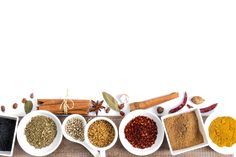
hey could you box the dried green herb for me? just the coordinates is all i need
[24,100,33,114]
[25,116,57,149]
[102,92,120,112]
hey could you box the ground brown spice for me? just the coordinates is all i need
[88,120,115,148]
[164,111,204,150]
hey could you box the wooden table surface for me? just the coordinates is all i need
[13,116,233,157]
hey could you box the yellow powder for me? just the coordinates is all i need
[209,116,236,147]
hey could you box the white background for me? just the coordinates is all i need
[0,0,236,116]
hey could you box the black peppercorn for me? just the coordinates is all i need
[157,107,164,114]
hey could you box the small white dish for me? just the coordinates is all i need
[0,113,19,157]
[84,117,118,157]
[119,110,164,156]
[204,112,236,155]
[161,108,208,155]
[62,114,100,157]
[17,110,63,156]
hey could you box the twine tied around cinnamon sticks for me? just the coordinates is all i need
[60,89,75,114]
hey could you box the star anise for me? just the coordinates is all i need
[89,100,105,116]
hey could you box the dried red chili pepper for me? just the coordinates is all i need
[124,116,157,149]
[187,104,193,109]
[200,103,217,113]
[169,92,187,113]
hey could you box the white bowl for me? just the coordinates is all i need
[62,114,87,144]
[161,108,208,155]
[119,110,164,156]
[84,117,118,151]
[205,112,236,155]
[17,110,63,156]
[0,113,19,157]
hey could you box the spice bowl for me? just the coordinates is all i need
[161,108,208,155]
[62,114,100,157]
[17,110,63,156]
[84,117,118,157]
[0,113,19,157]
[204,111,236,155]
[119,110,164,156]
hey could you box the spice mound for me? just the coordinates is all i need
[209,116,236,147]
[88,120,115,147]
[25,116,57,149]
[65,117,85,141]
[164,111,204,150]
[125,116,158,149]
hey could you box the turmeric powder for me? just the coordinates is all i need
[209,116,236,147]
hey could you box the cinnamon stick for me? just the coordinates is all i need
[130,92,179,111]
[38,103,90,112]
[55,110,89,115]
[38,99,90,106]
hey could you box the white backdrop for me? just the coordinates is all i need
[0,0,236,116]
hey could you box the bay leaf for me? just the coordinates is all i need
[102,92,120,112]
[24,100,33,114]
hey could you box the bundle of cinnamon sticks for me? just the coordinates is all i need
[37,99,90,115]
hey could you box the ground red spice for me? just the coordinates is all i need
[124,116,158,149]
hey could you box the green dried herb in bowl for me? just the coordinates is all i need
[25,116,57,149]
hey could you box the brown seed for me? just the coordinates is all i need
[157,107,164,114]
[30,93,34,99]
[120,111,125,116]
[118,103,124,109]
[13,103,18,109]
[105,107,110,113]
[1,106,5,112]
[22,98,27,103]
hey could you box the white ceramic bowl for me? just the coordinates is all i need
[119,110,164,156]
[62,114,87,143]
[161,108,208,155]
[84,117,118,151]
[205,112,236,155]
[17,110,63,156]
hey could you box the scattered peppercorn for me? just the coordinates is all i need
[118,103,124,109]
[125,116,158,149]
[120,111,125,116]
[157,107,164,114]
[1,106,5,112]
[105,107,110,113]
[22,98,27,103]
[30,93,34,99]
[13,103,18,109]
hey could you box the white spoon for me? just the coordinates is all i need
[62,114,100,157]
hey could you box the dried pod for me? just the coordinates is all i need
[13,103,18,109]
[105,107,110,113]
[157,107,164,114]
[1,105,5,112]
[120,111,125,116]
[118,103,124,110]
[191,96,205,105]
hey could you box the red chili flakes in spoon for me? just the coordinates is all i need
[124,116,158,149]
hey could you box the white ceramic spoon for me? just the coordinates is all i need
[62,114,100,157]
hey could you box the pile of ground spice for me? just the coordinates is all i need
[164,111,204,150]
[209,116,236,147]
[88,120,115,147]
[125,116,157,149]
